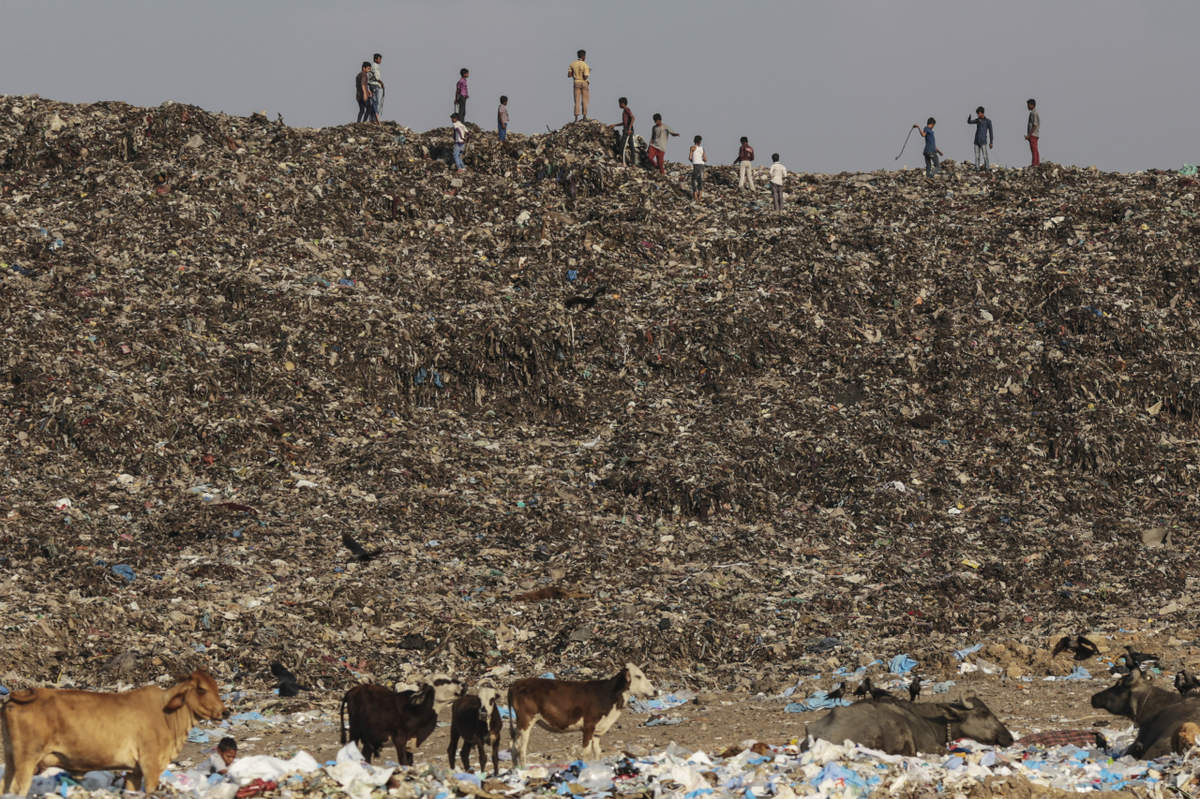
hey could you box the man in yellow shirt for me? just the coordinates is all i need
[567,50,590,122]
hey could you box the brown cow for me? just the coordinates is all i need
[447,687,503,775]
[2,670,228,795]
[508,663,654,767]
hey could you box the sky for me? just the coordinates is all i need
[1,0,1198,173]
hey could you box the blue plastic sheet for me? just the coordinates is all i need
[954,643,983,660]
[888,654,917,674]
[785,690,852,712]
[187,728,211,743]
[111,564,135,582]
[629,690,697,713]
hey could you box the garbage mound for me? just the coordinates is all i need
[1,95,1199,701]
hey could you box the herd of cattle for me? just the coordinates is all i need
[2,662,1200,796]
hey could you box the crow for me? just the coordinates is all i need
[827,682,846,701]
[342,532,379,563]
[853,677,891,700]
[1123,645,1159,671]
[270,661,305,697]
[1176,670,1200,697]
[1051,634,1100,661]
[908,676,922,702]
[564,284,609,310]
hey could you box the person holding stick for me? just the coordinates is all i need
[913,117,942,177]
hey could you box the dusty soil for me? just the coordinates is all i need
[177,671,1146,770]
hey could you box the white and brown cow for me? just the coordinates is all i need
[507,663,654,767]
[2,669,228,795]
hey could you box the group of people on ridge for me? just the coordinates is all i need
[355,48,792,207]
[913,99,1041,176]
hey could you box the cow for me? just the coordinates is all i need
[806,696,1014,756]
[1090,669,1200,759]
[508,663,654,768]
[339,676,464,765]
[1,669,228,796]
[447,687,503,775]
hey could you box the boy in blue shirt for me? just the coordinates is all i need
[966,107,994,169]
[913,118,942,177]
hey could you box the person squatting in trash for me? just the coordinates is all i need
[734,136,756,190]
[646,113,678,174]
[568,50,590,121]
[688,135,707,201]
[451,113,469,171]
[610,97,635,159]
[914,117,942,177]
[204,737,238,777]
[967,106,994,169]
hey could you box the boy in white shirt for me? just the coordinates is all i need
[688,135,707,201]
[204,737,237,778]
[768,153,787,212]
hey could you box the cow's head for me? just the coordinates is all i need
[165,670,229,720]
[945,696,1014,747]
[1091,669,1150,718]
[477,686,500,722]
[623,663,655,698]
[430,674,466,704]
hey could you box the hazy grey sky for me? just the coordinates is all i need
[2,0,1198,173]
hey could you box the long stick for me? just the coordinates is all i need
[894,127,915,160]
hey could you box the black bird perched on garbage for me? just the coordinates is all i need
[853,677,892,700]
[908,676,922,702]
[1176,670,1200,697]
[270,662,306,697]
[564,284,608,310]
[341,532,379,563]
[1123,645,1159,671]
[827,682,846,701]
[1051,634,1100,661]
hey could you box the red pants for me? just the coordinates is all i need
[1028,135,1040,166]
[646,145,665,173]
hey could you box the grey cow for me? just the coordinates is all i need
[806,696,1014,756]
[1091,670,1200,759]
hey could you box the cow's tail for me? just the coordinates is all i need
[339,693,348,745]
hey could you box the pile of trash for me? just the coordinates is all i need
[1,95,1199,701]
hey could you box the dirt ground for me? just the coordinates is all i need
[176,673,1138,772]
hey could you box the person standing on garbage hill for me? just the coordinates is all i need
[568,50,590,121]
[451,112,469,171]
[688,135,707,201]
[497,95,510,142]
[646,113,678,174]
[914,117,942,177]
[454,68,469,122]
[355,62,374,123]
[734,136,756,190]
[609,97,635,159]
[368,53,385,122]
[1025,98,1040,166]
[768,152,787,212]
[966,107,993,169]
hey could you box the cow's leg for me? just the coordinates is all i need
[5,756,39,797]
[490,736,500,776]
[474,739,484,773]
[513,721,533,768]
[460,738,473,771]
[140,754,170,793]
[580,720,600,761]
[393,734,410,767]
[124,765,144,792]
[447,730,459,768]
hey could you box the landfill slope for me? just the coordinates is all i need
[1,96,1199,694]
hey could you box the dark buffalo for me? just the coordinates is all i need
[807,696,1014,756]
